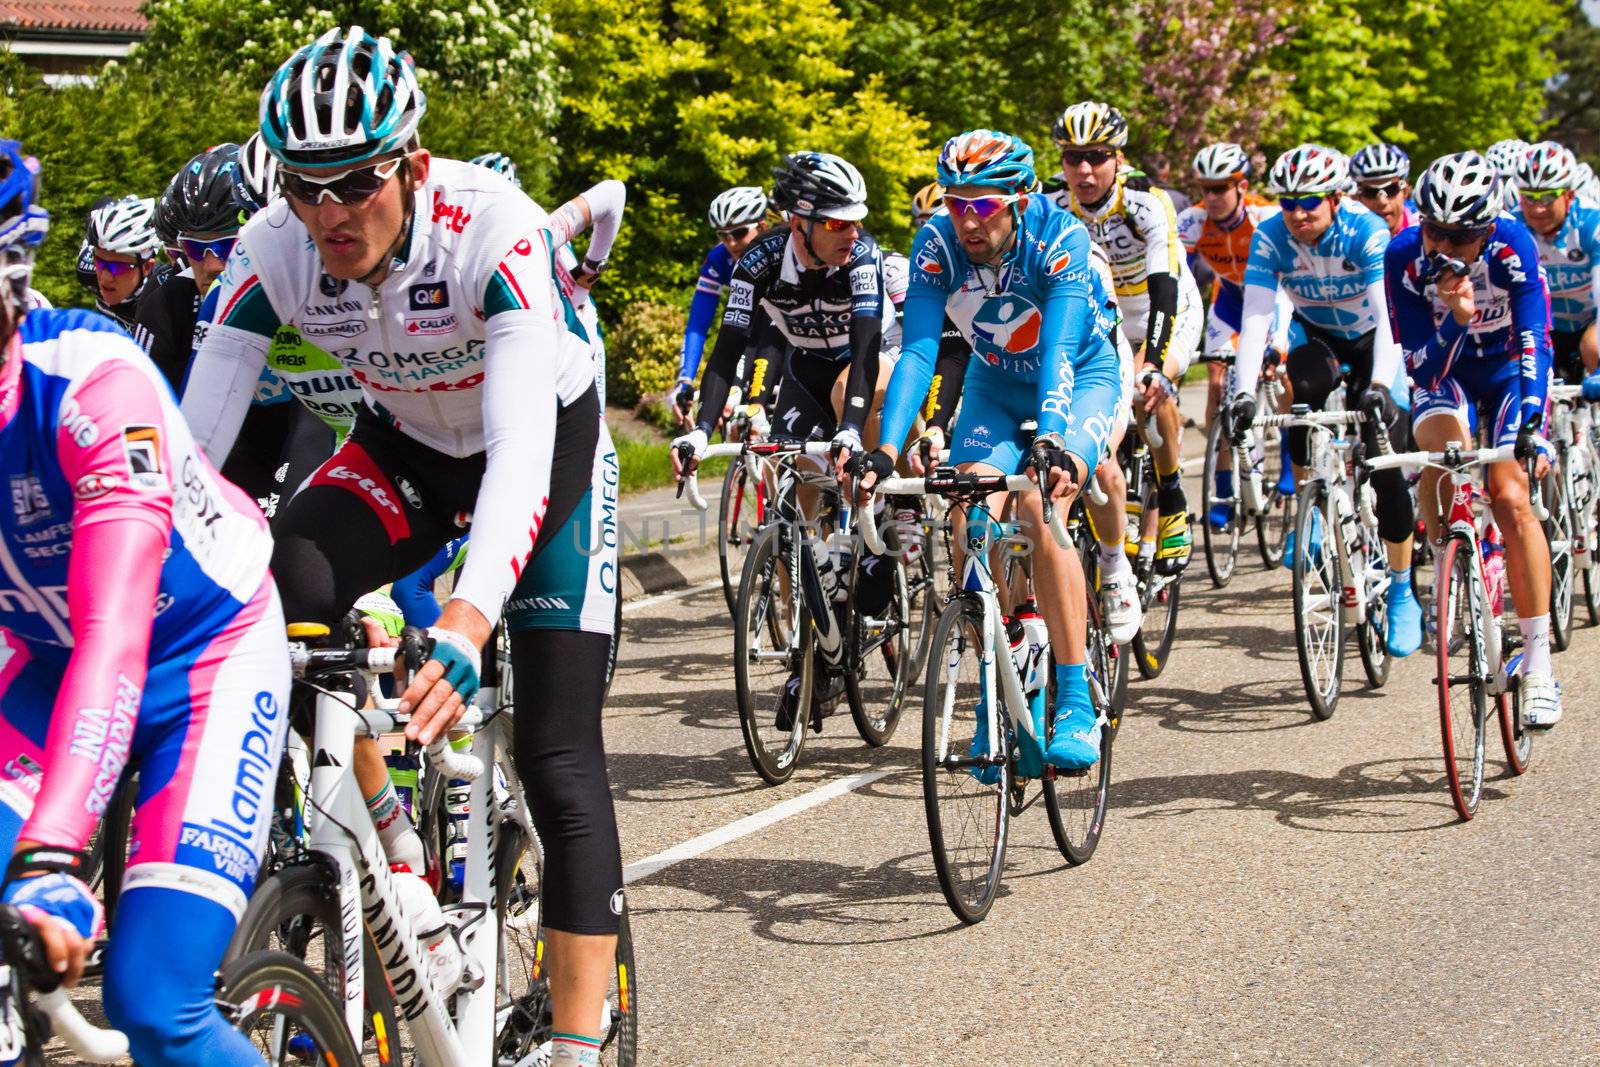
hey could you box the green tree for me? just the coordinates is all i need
[1544,1,1600,160]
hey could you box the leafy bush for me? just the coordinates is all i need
[605,300,685,409]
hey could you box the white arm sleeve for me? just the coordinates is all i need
[1235,281,1280,400]
[450,309,561,625]
[1366,279,1402,389]
[580,180,626,264]
[1271,286,1295,355]
[180,323,270,463]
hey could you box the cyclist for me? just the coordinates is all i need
[1349,143,1417,237]
[1513,141,1600,384]
[910,181,944,229]
[1486,138,1532,213]
[1050,101,1203,576]
[1228,144,1423,657]
[83,195,163,332]
[0,139,289,1066]
[185,28,626,1062]
[671,185,771,427]
[856,129,1124,770]
[1175,141,1294,529]
[1387,150,1561,726]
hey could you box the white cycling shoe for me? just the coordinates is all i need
[1100,557,1142,645]
[1519,671,1563,730]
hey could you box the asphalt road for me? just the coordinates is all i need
[608,533,1600,1064]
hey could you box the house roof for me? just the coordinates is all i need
[0,0,146,33]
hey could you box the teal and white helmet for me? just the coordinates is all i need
[259,26,426,170]
[470,152,521,189]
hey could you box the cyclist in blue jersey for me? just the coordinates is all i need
[854,129,1123,771]
[1387,151,1561,728]
[672,186,771,427]
[1512,141,1600,385]
[1228,143,1424,658]
[1350,143,1418,238]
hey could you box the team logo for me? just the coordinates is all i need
[1047,248,1073,275]
[73,473,121,501]
[971,294,1043,363]
[9,474,48,526]
[318,273,348,298]
[302,319,365,339]
[118,425,163,489]
[405,313,459,336]
[409,282,450,311]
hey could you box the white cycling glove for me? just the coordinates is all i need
[831,427,863,457]
[671,428,709,462]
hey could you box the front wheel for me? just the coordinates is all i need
[1201,417,1241,587]
[220,950,364,1066]
[1544,469,1575,652]
[1353,495,1390,690]
[1435,537,1490,820]
[718,457,764,616]
[844,550,912,746]
[733,523,810,784]
[1291,482,1345,720]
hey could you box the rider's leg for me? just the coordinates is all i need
[1411,408,1472,546]
[1088,423,1141,642]
[1360,388,1422,655]
[1582,321,1599,376]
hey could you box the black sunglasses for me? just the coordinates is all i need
[1422,219,1491,246]
[1062,149,1116,168]
[1357,181,1404,200]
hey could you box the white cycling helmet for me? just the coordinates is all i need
[1192,143,1249,181]
[1268,144,1348,195]
[1485,138,1532,177]
[1516,141,1577,191]
[1415,151,1501,229]
[1577,162,1600,207]
[236,131,280,212]
[771,153,868,221]
[86,195,161,260]
[707,186,768,230]
[1349,143,1410,184]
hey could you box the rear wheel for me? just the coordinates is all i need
[718,457,764,616]
[1435,537,1490,820]
[1200,416,1241,587]
[844,551,912,746]
[1255,428,1291,568]
[219,950,363,1066]
[1043,550,1114,866]
[1543,469,1574,651]
[1291,482,1345,720]
[1353,487,1390,690]
[733,523,810,784]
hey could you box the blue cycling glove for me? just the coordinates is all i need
[426,626,481,707]
[3,873,103,941]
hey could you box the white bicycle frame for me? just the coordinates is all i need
[293,643,521,1066]
[1549,383,1594,570]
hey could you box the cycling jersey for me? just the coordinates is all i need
[1514,200,1600,333]
[1177,196,1279,291]
[693,227,888,439]
[1386,214,1552,435]
[678,242,735,382]
[880,196,1121,472]
[187,157,592,623]
[1234,200,1398,399]
[132,270,202,395]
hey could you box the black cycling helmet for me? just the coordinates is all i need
[770,152,868,221]
[161,144,248,237]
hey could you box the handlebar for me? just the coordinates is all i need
[1255,410,1367,431]
[684,440,832,512]
[0,907,127,1062]
[425,736,485,781]
[1364,443,1516,472]
[1550,383,1584,404]
[858,471,1070,555]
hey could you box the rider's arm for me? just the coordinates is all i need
[1138,192,1182,369]
[877,231,956,456]
[391,535,469,630]
[1366,278,1403,390]
[181,234,276,463]
[1234,227,1283,398]
[693,254,764,436]
[453,223,565,625]
[1034,224,1098,443]
[679,246,731,384]
[546,180,626,306]
[837,252,887,437]
[923,323,969,434]
[21,359,176,851]
[1384,239,1464,390]
[1505,227,1554,426]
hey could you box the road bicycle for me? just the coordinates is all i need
[1367,444,1536,820]
[1261,404,1391,720]
[1113,417,1183,679]
[1198,350,1292,584]
[863,466,1114,924]
[1544,383,1593,644]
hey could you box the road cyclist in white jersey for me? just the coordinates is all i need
[183,26,627,1065]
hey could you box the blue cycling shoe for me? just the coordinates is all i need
[1282,508,1324,571]
[967,695,1001,785]
[1014,689,1048,779]
[1045,667,1101,771]
[1385,577,1423,657]
[1276,465,1296,498]
[1207,500,1235,530]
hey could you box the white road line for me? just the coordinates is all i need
[623,578,722,616]
[622,767,895,884]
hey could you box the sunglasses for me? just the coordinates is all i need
[1357,181,1404,200]
[93,256,141,277]
[944,193,1023,219]
[1520,188,1566,202]
[179,235,238,263]
[1198,183,1236,196]
[1279,194,1328,213]
[717,224,757,242]
[1061,149,1116,168]
[280,156,406,206]
[1422,219,1491,246]
[810,217,858,233]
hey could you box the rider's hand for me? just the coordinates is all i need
[4,871,101,987]
[1228,392,1257,445]
[400,602,488,744]
[1028,436,1078,503]
[1138,366,1176,414]
[745,405,771,439]
[910,427,945,475]
[848,448,895,506]
[670,428,709,478]
[672,379,696,428]
[1516,421,1552,479]
[1436,268,1476,326]
[830,427,863,479]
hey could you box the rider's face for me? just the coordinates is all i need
[1065,145,1119,204]
[1282,192,1339,244]
[1199,177,1245,223]
[1356,180,1411,234]
[718,221,766,260]
[945,184,1024,265]
[284,151,430,282]
[1518,189,1572,236]
[791,214,859,267]
[93,248,147,306]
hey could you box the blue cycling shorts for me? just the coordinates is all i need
[949,341,1122,475]
[1411,357,1523,447]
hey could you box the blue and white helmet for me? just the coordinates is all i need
[1415,151,1501,229]
[1268,144,1348,195]
[707,186,768,230]
[1485,139,1532,178]
[1349,142,1410,184]
[469,152,521,189]
[260,26,426,170]
[937,130,1037,193]
[0,140,48,313]
[86,195,161,260]
[1577,162,1600,208]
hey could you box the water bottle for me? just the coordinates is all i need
[390,866,464,997]
[384,753,419,820]
[444,778,471,891]
[1018,609,1049,696]
[810,538,839,601]
[1481,527,1507,617]
[1007,616,1027,680]
[827,531,853,604]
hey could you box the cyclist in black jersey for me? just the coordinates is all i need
[83,195,164,332]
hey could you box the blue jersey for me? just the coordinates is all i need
[1243,201,1391,339]
[1385,215,1552,427]
[1514,200,1600,333]
[879,196,1119,452]
[678,242,735,380]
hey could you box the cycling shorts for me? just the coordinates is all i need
[771,348,845,442]
[1412,357,1525,448]
[949,341,1122,476]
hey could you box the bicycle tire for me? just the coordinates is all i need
[1042,550,1114,866]
[1353,486,1390,690]
[89,771,136,922]
[224,860,401,1063]
[843,551,911,747]
[220,950,364,1066]
[1498,673,1533,776]
[1435,538,1489,820]
[1255,437,1292,570]
[734,522,811,784]
[1545,470,1575,652]
[1291,481,1345,720]
[922,599,1009,925]
[718,458,762,616]
[1200,416,1240,587]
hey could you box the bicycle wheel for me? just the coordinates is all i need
[718,457,763,616]
[1544,470,1574,652]
[1255,431,1292,568]
[1291,482,1345,720]
[220,950,363,1066]
[1585,489,1600,625]
[1435,538,1490,820]
[1042,555,1114,866]
[1200,416,1241,587]
[1353,494,1390,690]
[922,599,1010,924]
[844,553,912,746]
[88,771,136,922]
[733,522,811,784]
[225,860,400,1062]
[1498,675,1533,776]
